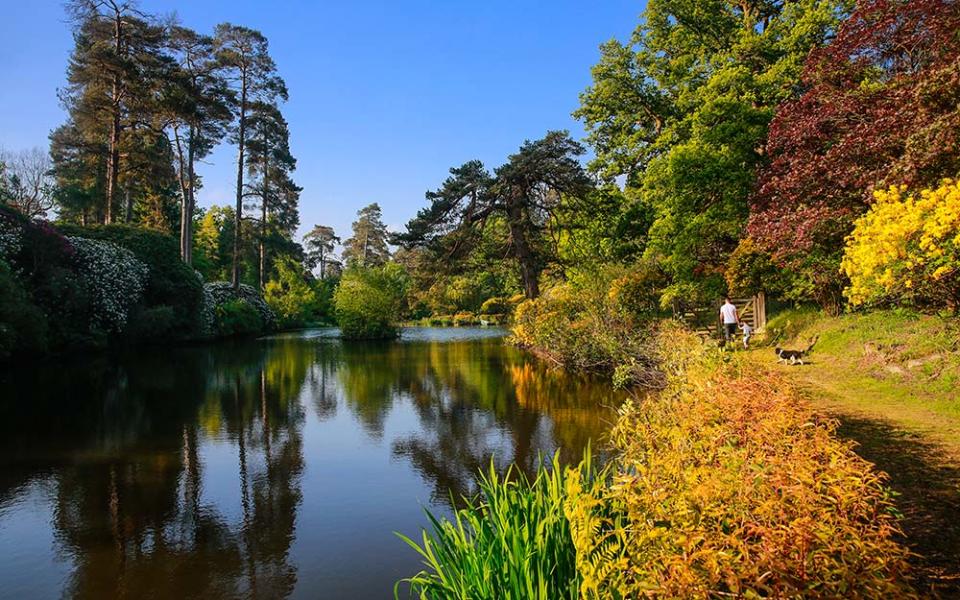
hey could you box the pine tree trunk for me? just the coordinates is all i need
[232,73,248,290]
[506,198,540,298]
[259,174,267,290]
[175,126,190,262]
[185,134,195,265]
[106,90,121,224]
[105,11,123,225]
[258,135,270,290]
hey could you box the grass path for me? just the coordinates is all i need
[742,337,960,597]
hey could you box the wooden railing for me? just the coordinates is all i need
[674,293,767,337]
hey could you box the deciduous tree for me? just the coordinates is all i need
[748,0,960,307]
[576,0,849,305]
[0,148,55,218]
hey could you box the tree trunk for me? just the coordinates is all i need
[232,72,248,290]
[259,170,268,290]
[258,134,270,290]
[124,187,132,222]
[105,11,123,225]
[506,198,540,298]
[174,126,190,261]
[185,134,195,265]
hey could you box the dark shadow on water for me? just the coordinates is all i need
[834,415,960,598]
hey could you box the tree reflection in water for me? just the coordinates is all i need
[0,328,622,598]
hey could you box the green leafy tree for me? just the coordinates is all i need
[575,0,849,305]
[264,255,317,327]
[334,263,409,339]
[342,203,391,267]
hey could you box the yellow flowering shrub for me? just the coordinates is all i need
[842,179,960,310]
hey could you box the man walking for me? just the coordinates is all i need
[720,297,739,345]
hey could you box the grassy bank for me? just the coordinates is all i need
[759,308,960,450]
[397,324,917,599]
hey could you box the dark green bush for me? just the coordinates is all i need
[58,224,204,338]
[125,305,177,342]
[0,259,48,359]
[216,299,263,337]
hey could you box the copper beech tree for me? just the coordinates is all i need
[748,0,960,307]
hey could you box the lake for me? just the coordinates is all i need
[0,327,623,599]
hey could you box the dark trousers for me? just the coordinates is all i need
[724,323,737,342]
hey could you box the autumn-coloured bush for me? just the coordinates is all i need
[479,296,508,315]
[842,179,960,310]
[512,277,662,388]
[565,332,916,599]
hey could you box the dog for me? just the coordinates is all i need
[775,347,805,365]
[775,336,818,366]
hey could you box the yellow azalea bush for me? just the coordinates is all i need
[842,179,960,310]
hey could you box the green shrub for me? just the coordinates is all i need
[1,209,94,350]
[264,256,318,328]
[125,305,177,342]
[204,281,276,332]
[397,456,583,600]
[58,224,204,337]
[511,281,661,388]
[215,299,263,337]
[334,265,407,339]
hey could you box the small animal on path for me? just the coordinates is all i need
[775,347,806,365]
[775,336,818,366]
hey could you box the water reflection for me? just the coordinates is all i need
[0,328,623,598]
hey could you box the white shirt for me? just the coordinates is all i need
[720,302,738,324]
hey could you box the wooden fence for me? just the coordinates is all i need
[674,293,767,338]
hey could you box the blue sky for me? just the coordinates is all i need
[0,1,642,242]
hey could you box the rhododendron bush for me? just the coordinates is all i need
[67,236,148,332]
[842,180,960,310]
[204,281,276,332]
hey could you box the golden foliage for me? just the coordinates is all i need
[565,329,916,598]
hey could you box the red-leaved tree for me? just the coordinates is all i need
[747,0,960,308]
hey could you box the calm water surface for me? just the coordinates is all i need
[0,327,623,599]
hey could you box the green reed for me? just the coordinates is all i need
[395,454,584,600]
